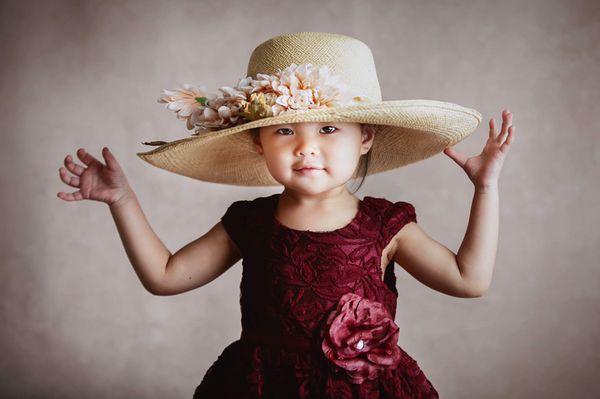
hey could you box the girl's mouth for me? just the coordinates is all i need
[294,167,324,175]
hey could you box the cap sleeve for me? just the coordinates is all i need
[221,200,249,255]
[381,200,417,246]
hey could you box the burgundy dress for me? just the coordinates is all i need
[193,193,439,398]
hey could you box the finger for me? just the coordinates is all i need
[76,148,103,167]
[101,147,121,171]
[444,147,469,168]
[497,110,513,143]
[57,190,83,201]
[64,154,85,176]
[488,118,496,140]
[59,166,80,188]
[499,126,515,153]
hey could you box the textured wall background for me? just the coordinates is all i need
[1,0,599,398]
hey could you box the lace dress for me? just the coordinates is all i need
[193,193,439,398]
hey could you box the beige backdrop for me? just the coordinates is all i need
[1,0,599,398]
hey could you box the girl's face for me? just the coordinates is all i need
[253,122,374,195]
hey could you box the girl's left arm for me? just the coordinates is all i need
[393,109,515,298]
[445,109,514,295]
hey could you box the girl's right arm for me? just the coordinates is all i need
[58,147,241,296]
[108,193,241,296]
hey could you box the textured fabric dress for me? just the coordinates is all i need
[193,193,439,399]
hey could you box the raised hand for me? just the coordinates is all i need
[57,147,133,206]
[443,109,515,189]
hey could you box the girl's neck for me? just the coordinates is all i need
[275,186,360,232]
[279,186,356,208]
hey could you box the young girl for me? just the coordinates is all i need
[57,32,515,398]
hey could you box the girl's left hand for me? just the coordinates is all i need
[443,109,515,189]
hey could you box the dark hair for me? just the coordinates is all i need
[250,125,372,194]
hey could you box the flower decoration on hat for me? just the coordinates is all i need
[320,292,402,384]
[157,63,371,135]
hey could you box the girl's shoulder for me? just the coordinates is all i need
[361,196,417,243]
[220,194,277,252]
[361,196,416,219]
[221,194,277,220]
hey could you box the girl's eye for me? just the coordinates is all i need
[320,126,338,134]
[276,128,293,135]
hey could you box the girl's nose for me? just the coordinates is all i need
[296,144,319,156]
[295,141,319,157]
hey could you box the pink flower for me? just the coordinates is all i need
[157,84,218,130]
[321,293,401,384]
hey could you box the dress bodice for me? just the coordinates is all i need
[220,193,417,340]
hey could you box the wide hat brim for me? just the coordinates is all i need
[136,98,481,186]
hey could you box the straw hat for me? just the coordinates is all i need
[137,31,482,186]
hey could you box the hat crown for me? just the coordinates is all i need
[246,32,382,102]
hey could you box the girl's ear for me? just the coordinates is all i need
[360,124,375,155]
[251,129,264,155]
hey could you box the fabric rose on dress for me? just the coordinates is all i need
[321,292,401,384]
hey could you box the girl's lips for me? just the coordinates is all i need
[294,167,324,174]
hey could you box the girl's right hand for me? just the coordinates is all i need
[57,147,133,207]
